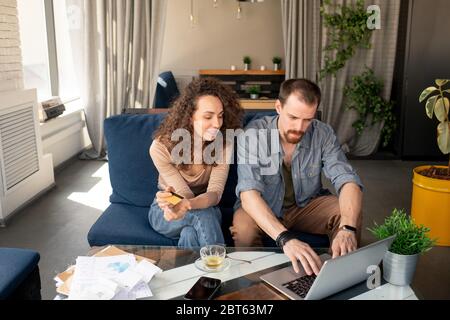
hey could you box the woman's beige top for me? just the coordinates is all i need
[149,139,230,200]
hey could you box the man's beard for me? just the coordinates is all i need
[284,130,305,144]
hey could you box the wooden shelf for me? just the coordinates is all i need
[240,99,276,110]
[200,69,285,76]
[200,69,285,99]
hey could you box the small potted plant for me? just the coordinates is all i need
[273,56,282,71]
[243,56,252,71]
[246,85,261,100]
[413,79,450,246]
[369,209,436,286]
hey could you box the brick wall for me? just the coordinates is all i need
[0,0,23,92]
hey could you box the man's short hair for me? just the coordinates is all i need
[279,79,322,107]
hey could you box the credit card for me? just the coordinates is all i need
[166,192,184,206]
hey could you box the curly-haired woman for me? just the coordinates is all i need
[148,78,244,248]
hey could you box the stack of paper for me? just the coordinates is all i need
[54,246,162,300]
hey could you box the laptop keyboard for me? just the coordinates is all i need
[283,275,317,298]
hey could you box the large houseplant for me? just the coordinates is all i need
[419,79,450,172]
[344,68,396,148]
[412,79,450,246]
[319,0,374,79]
[369,209,436,286]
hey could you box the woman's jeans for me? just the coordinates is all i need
[148,199,225,248]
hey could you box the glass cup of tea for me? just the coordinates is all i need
[200,245,226,269]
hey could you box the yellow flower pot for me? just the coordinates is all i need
[411,166,450,246]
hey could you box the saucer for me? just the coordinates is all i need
[194,258,231,273]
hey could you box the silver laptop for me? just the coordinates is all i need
[260,236,395,300]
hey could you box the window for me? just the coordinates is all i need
[53,0,81,102]
[17,0,52,100]
[17,0,81,103]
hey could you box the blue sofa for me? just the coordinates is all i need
[88,112,330,248]
[0,248,41,300]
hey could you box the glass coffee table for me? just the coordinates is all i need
[78,246,418,300]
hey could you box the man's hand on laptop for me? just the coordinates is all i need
[283,240,323,276]
[331,231,357,259]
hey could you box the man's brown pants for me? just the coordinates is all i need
[231,196,362,247]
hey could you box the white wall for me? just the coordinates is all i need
[0,0,23,92]
[160,0,284,89]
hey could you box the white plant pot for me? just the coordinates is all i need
[250,94,259,100]
[244,64,250,71]
[274,64,280,71]
[383,251,419,286]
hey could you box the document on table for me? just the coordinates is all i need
[68,255,161,300]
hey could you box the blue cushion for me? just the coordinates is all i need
[220,207,235,247]
[88,203,177,247]
[106,114,166,207]
[154,71,180,109]
[0,248,40,299]
[217,149,238,209]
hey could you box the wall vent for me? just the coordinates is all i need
[0,106,39,190]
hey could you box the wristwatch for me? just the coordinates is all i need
[276,231,297,248]
[339,225,357,234]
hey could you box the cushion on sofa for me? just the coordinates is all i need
[0,248,40,299]
[219,207,235,246]
[88,203,177,247]
[106,114,166,208]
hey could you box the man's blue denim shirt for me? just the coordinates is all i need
[234,115,364,217]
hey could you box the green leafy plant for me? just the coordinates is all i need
[272,56,282,65]
[246,85,261,95]
[344,68,396,147]
[319,0,374,79]
[419,79,450,174]
[243,56,252,65]
[368,209,436,256]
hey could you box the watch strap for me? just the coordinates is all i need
[339,225,357,233]
[276,231,297,248]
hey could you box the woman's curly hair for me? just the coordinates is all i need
[154,77,244,168]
